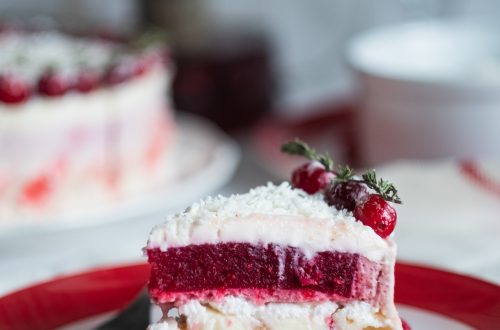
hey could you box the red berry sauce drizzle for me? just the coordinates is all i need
[282,139,402,238]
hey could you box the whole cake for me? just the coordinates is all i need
[0,28,173,223]
[146,140,404,329]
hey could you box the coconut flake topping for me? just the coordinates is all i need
[183,182,349,221]
[147,182,395,263]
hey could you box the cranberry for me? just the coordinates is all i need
[38,70,73,96]
[325,181,368,211]
[0,74,31,104]
[353,194,397,238]
[402,319,412,330]
[76,71,100,93]
[291,161,335,194]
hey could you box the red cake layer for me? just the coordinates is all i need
[147,243,388,305]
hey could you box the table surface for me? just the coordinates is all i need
[1,149,499,297]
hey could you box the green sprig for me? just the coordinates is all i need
[336,165,355,181]
[281,139,402,204]
[361,170,402,204]
[281,139,333,171]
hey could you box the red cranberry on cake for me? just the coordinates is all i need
[146,140,403,329]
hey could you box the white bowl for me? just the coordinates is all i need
[347,19,500,165]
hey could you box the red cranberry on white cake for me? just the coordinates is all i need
[325,181,369,212]
[146,140,404,329]
[75,70,100,93]
[0,73,31,104]
[37,69,73,96]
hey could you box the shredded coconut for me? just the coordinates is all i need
[149,182,352,240]
[148,182,358,246]
[147,182,394,262]
[192,182,347,219]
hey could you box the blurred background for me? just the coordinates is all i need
[1,0,500,304]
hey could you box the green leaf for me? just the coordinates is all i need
[336,165,354,181]
[317,153,334,172]
[281,139,336,171]
[362,170,402,204]
[280,139,402,204]
[281,139,317,161]
[281,139,402,204]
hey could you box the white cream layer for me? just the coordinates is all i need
[149,298,402,330]
[147,183,393,263]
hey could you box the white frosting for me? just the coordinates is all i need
[333,301,390,329]
[148,183,393,262]
[151,297,402,330]
[208,297,338,323]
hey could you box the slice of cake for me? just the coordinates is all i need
[146,140,404,329]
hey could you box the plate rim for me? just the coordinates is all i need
[395,262,500,329]
[0,261,499,330]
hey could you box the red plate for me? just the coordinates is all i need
[0,262,499,330]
